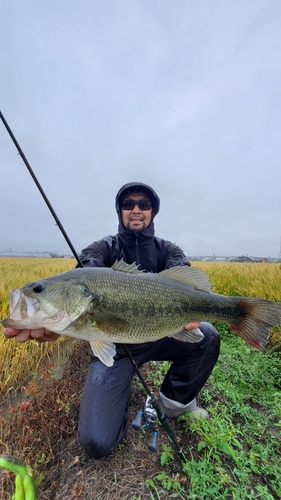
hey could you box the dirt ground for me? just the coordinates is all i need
[0,341,195,500]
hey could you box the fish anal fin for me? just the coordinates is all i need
[172,327,204,343]
[159,266,212,292]
[90,341,116,366]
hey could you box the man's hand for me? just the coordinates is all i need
[184,322,200,330]
[3,327,60,343]
[3,323,201,343]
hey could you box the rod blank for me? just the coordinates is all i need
[0,110,83,267]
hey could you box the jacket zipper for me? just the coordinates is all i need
[135,235,140,266]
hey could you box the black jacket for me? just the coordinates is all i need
[79,233,190,272]
[79,181,190,272]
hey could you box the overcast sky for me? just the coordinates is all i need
[1,0,281,258]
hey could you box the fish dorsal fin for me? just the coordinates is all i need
[90,341,116,366]
[111,259,144,273]
[159,266,212,292]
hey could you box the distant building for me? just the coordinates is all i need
[236,255,254,263]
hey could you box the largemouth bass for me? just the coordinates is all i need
[2,260,281,366]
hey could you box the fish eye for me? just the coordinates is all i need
[33,283,44,293]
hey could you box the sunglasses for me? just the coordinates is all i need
[121,199,152,211]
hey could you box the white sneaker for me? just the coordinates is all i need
[188,406,209,419]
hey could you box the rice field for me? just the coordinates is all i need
[0,258,280,399]
[0,258,74,400]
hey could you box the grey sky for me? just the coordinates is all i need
[1,0,280,258]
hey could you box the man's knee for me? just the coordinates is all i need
[199,322,220,343]
[78,430,113,459]
[198,322,220,360]
[78,412,128,459]
[79,439,111,460]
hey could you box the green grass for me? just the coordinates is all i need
[145,323,281,499]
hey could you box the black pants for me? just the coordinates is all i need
[78,322,220,459]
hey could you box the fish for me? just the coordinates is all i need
[2,260,281,366]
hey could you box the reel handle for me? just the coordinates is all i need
[148,431,158,452]
[132,410,143,431]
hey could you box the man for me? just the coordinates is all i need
[3,182,220,459]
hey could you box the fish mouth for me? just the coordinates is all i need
[9,289,41,321]
[5,288,73,331]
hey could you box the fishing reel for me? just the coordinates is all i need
[132,395,163,452]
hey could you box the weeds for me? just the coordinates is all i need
[160,444,174,466]
[141,320,281,499]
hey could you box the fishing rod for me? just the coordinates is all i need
[0,110,186,463]
[0,110,83,268]
[122,344,187,462]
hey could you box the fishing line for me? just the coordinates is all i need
[0,111,187,463]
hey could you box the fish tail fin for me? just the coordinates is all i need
[229,298,281,352]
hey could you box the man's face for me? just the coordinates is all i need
[121,192,153,231]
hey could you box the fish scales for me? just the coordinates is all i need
[65,267,199,340]
[2,260,281,366]
[61,268,237,340]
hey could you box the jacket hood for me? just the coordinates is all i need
[115,182,160,219]
[114,183,160,271]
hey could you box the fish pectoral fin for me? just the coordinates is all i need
[111,259,144,273]
[172,328,204,343]
[159,266,212,292]
[95,315,130,335]
[90,341,116,366]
